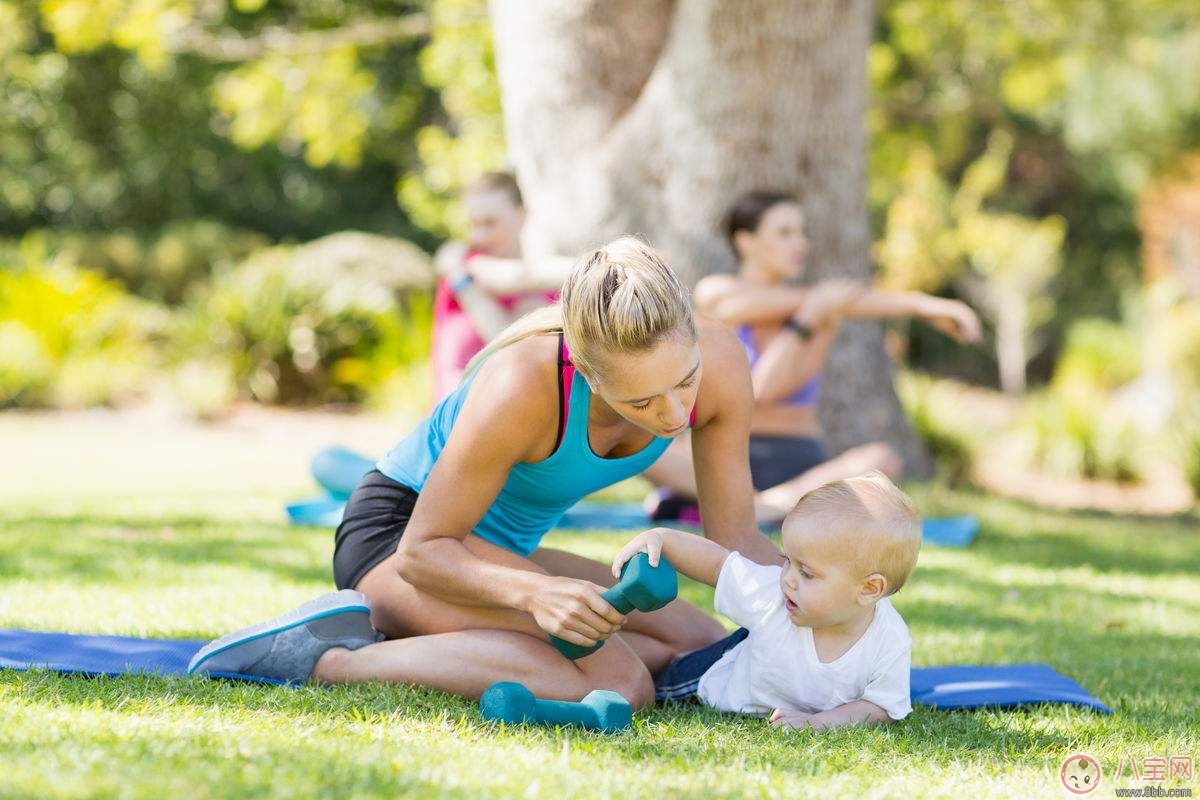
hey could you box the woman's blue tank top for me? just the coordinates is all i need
[376,336,674,556]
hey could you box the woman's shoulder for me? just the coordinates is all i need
[697,316,750,367]
[693,317,753,426]
[693,274,742,313]
[465,335,561,420]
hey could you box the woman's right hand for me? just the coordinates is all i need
[526,575,626,647]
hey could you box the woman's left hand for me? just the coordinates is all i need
[926,299,982,344]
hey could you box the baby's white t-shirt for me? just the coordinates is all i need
[696,552,913,720]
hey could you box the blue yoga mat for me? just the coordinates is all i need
[0,629,1108,712]
[909,664,1111,713]
[0,629,285,686]
[286,496,347,527]
[311,447,375,500]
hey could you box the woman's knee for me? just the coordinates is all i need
[847,441,903,480]
[663,607,726,653]
[602,662,656,710]
[582,649,656,710]
[868,442,904,479]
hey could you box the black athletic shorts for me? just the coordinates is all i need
[747,435,828,491]
[332,469,419,591]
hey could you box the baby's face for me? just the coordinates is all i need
[778,520,868,629]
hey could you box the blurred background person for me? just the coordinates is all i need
[432,172,568,402]
[644,190,983,524]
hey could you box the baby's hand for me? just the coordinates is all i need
[769,708,822,732]
[611,529,666,578]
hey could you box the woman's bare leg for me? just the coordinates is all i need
[317,535,661,706]
[755,441,903,522]
[644,437,902,525]
[313,627,655,707]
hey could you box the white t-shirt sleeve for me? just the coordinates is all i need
[713,552,784,631]
[860,640,913,720]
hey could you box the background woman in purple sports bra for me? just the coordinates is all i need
[644,190,982,524]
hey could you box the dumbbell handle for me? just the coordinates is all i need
[548,583,630,659]
[549,553,670,659]
[529,696,601,729]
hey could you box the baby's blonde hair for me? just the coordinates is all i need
[787,471,922,594]
[466,236,695,382]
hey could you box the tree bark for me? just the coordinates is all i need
[489,0,930,474]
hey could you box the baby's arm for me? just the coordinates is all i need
[769,701,893,732]
[612,527,729,587]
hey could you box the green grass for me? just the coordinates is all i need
[1,483,1197,799]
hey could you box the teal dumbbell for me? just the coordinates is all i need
[549,552,678,659]
[480,681,632,733]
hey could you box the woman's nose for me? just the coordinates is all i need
[661,393,686,426]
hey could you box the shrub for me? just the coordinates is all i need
[896,371,977,486]
[0,264,164,408]
[2,222,270,305]
[172,236,433,408]
[1020,389,1142,484]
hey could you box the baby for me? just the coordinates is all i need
[613,471,921,731]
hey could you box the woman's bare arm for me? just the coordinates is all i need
[829,289,982,344]
[749,321,839,404]
[689,319,785,566]
[693,275,808,326]
[395,342,624,645]
[467,255,574,295]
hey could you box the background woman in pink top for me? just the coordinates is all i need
[645,190,983,524]
[431,172,565,401]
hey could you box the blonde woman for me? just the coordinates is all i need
[190,238,779,709]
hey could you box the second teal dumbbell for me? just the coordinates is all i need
[480,681,632,734]
[549,552,678,659]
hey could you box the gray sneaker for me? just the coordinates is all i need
[188,589,379,683]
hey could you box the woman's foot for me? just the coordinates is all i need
[188,589,381,683]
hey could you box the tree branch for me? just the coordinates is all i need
[167,13,430,61]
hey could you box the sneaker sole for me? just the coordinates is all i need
[188,590,370,675]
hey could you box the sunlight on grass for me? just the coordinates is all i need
[1,486,1197,799]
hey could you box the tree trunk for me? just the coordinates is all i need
[489,0,930,474]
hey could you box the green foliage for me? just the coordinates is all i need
[0,264,164,408]
[895,371,977,485]
[1005,315,1148,484]
[1020,390,1142,484]
[3,222,270,304]
[398,0,506,238]
[878,131,1068,391]
[0,2,435,245]
[1052,317,1142,396]
[872,0,1200,376]
[172,246,432,406]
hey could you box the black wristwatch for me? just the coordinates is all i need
[783,318,815,341]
